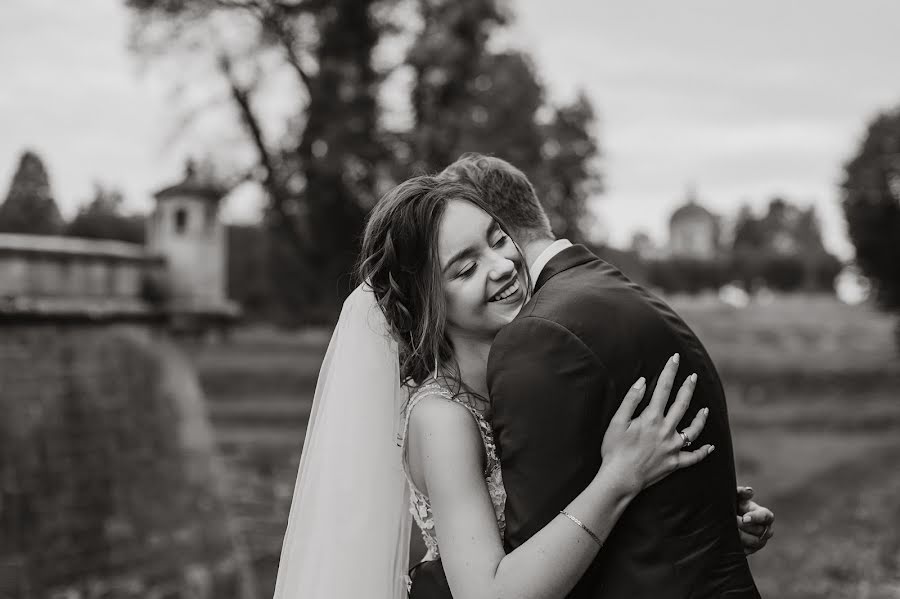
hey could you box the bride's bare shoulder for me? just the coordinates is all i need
[409,391,476,428]
[407,392,483,451]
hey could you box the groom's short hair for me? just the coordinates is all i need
[440,153,554,242]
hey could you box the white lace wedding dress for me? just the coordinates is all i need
[398,382,507,561]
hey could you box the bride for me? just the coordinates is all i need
[272,174,773,598]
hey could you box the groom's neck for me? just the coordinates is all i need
[521,236,556,270]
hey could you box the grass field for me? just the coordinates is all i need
[183,294,900,598]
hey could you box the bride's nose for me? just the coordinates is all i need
[487,255,516,281]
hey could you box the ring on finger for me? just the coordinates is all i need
[679,430,692,448]
[760,524,770,539]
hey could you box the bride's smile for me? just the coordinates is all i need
[488,276,521,303]
[439,199,528,339]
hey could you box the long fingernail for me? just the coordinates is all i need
[708,445,715,455]
[703,407,709,416]
[633,377,646,390]
[672,353,680,364]
[689,373,697,383]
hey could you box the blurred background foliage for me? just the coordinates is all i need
[841,107,900,311]
[0,1,895,338]
[118,0,602,324]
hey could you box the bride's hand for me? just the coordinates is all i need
[600,353,713,495]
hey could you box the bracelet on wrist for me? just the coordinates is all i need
[559,510,603,548]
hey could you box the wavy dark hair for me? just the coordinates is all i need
[357,175,527,392]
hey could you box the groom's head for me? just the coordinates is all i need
[440,153,554,245]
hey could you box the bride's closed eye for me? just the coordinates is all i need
[456,262,477,279]
[458,240,506,279]
[450,223,507,280]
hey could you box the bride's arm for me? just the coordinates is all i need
[407,355,712,599]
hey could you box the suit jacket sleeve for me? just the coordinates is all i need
[488,315,619,551]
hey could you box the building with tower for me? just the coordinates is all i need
[0,161,239,334]
[668,186,721,260]
[148,161,239,333]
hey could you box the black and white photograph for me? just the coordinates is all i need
[1,1,898,598]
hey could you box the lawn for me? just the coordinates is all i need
[183,295,900,598]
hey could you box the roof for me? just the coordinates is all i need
[670,201,715,225]
[0,233,161,262]
[153,161,227,202]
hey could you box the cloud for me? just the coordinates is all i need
[0,0,897,257]
[511,0,900,256]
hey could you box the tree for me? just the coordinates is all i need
[0,150,64,235]
[406,0,509,172]
[732,204,765,253]
[537,92,603,242]
[126,0,397,321]
[405,2,602,241]
[67,184,146,244]
[450,51,546,179]
[126,0,605,319]
[646,257,728,295]
[289,0,387,314]
[841,107,900,310]
[226,224,272,320]
[729,197,842,292]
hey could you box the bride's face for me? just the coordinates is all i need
[438,199,527,339]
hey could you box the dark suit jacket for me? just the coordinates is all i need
[486,245,758,599]
[409,245,759,598]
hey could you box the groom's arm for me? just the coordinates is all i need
[488,315,619,550]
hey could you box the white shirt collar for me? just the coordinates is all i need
[528,238,573,285]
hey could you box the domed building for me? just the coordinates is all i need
[668,186,721,260]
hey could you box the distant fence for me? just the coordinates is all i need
[0,234,165,320]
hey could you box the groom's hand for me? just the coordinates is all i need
[736,486,775,555]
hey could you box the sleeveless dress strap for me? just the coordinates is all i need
[399,381,507,563]
[399,383,493,485]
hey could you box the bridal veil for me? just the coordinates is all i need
[272,284,412,598]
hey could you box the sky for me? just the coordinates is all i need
[1,1,899,258]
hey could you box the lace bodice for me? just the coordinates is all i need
[399,382,507,560]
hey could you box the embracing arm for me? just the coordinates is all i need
[488,316,624,547]
[736,486,776,554]
[408,354,711,599]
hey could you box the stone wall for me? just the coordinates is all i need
[0,324,255,599]
[0,234,163,299]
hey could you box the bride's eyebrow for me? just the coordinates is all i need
[442,219,497,274]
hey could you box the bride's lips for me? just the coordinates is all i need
[488,276,522,303]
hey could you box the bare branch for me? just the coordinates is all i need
[161,95,231,148]
[211,0,263,11]
[276,27,313,92]
[217,54,274,174]
[211,0,314,94]
[272,0,315,16]
[216,52,307,257]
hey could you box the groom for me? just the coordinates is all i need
[412,154,766,598]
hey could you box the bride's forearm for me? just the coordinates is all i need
[488,465,637,599]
